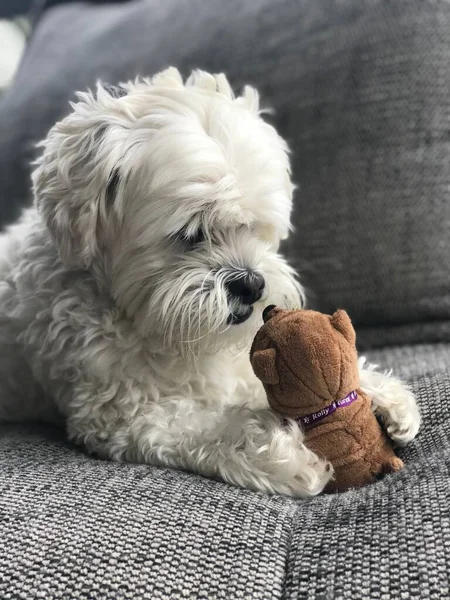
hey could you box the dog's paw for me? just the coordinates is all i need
[294,454,334,497]
[382,386,421,446]
[279,444,334,498]
[360,361,420,447]
[387,414,420,447]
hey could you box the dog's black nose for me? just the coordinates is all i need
[227,271,265,305]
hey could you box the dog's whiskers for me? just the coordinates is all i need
[164,270,232,355]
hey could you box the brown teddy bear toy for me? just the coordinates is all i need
[250,306,404,493]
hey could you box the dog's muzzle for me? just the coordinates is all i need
[226,270,265,325]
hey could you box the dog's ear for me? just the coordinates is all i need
[32,84,126,269]
[330,310,356,346]
[251,348,279,385]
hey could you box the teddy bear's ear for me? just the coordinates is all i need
[330,310,356,345]
[251,348,279,385]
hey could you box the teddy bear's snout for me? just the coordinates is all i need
[262,305,277,322]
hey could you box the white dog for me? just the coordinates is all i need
[0,68,419,496]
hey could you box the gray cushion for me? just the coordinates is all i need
[0,425,295,599]
[1,342,450,599]
[282,0,450,340]
[0,0,449,339]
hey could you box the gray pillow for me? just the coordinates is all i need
[0,0,449,342]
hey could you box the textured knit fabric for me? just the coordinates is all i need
[0,0,450,339]
[0,425,296,599]
[1,343,450,599]
[285,342,450,600]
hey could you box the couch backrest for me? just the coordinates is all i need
[1,0,448,344]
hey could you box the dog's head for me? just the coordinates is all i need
[33,68,303,354]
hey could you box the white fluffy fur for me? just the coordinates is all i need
[0,68,420,496]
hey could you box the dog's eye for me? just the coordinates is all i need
[186,228,205,246]
[175,226,206,248]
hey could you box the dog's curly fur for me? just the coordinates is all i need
[0,68,420,496]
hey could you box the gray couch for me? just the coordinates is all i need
[1,1,449,598]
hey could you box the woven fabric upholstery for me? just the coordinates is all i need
[284,342,450,599]
[281,0,450,334]
[1,343,450,599]
[0,424,296,599]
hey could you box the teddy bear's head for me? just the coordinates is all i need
[250,307,360,417]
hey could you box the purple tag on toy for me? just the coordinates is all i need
[295,390,358,426]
